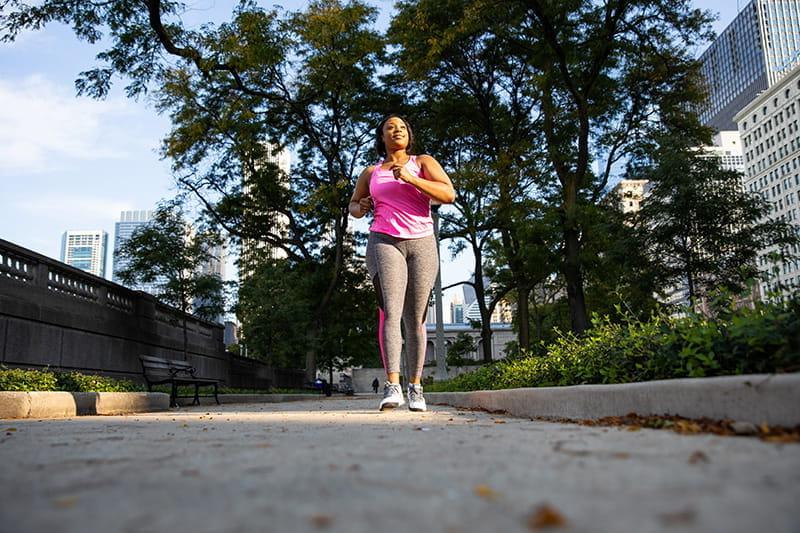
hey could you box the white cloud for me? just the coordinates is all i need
[15,193,134,225]
[0,75,141,174]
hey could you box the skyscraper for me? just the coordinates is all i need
[698,0,800,132]
[112,210,161,294]
[735,63,800,299]
[60,230,108,278]
[239,142,292,278]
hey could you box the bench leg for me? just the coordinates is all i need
[193,383,200,406]
[170,382,178,408]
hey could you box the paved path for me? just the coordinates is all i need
[1,398,798,533]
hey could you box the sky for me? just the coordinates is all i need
[0,0,739,312]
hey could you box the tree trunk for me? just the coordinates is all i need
[517,285,531,351]
[563,226,589,334]
[473,256,493,362]
[183,314,188,360]
[305,347,316,384]
[481,321,493,364]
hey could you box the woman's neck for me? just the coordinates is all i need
[384,149,409,164]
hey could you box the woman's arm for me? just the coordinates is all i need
[392,155,456,204]
[348,166,374,218]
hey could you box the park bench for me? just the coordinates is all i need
[139,355,220,407]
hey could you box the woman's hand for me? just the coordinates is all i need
[391,165,416,184]
[356,196,373,216]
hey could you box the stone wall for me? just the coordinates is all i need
[0,238,283,388]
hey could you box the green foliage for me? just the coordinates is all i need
[446,333,477,367]
[236,253,380,371]
[0,367,144,392]
[115,198,227,322]
[633,136,800,302]
[427,296,800,392]
[56,372,143,393]
[0,367,58,392]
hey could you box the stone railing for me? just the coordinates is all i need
[0,238,231,383]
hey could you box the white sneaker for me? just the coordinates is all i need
[379,382,405,411]
[407,383,427,412]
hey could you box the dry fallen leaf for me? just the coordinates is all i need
[658,508,696,525]
[474,484,499,501]
[310,514,333,529]
[494,420,507,424]
[527,503,567,529]
[52,496,79,509]
[688,451,709,464]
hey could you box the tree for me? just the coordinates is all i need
[2,0,389,380]
[511,0,715,333]
[446,332,477,367]
[390,0,543,357]
[115,199,227,360]
[635,137,800,305]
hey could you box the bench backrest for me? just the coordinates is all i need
[139,355,195,380]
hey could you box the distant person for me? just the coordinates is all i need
[349,114,455,412]
[371,377,380,394]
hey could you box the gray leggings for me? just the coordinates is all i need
[366,232,438,380]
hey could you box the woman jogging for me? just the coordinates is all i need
[349,114,455,412]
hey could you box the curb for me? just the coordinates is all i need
[189,394,370,405]
[0,392,367,418]
[0,392,170,419]
[426,373,800,426]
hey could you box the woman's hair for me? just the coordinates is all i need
[375,114,414,158]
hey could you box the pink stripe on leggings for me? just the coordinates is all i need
[377,307,387,372]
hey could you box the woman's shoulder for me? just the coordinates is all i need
[413,154,437,165]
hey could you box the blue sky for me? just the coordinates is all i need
[0,0,738,302]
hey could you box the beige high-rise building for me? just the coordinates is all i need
[610,179,649,214]
[735,63,800,299]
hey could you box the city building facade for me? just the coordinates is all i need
[610,179,649,214]
[60,230,107,278]
[112,210,160,294]
[239,142,292,278]
[699,0,800,131]
[735,63,800,298]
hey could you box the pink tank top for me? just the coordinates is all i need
[369,155,433,238]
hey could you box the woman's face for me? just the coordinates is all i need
[382,117,409,151]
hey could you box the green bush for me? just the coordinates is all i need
[0,367,59,391]
[427,297,800,392]
[0,366,144,392]
[55,372,143,392]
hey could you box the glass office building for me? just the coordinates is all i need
[60,230,108,278]
[112,210,161,294]
[699,0,800,131]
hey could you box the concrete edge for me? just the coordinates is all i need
[0,392,369,418]
[0,392,170,419]
[215,394,369,405]
[426,373,800,427]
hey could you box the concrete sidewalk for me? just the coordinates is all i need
[0,398,798,533]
